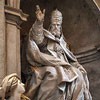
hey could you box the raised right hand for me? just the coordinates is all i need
[35,5,45,21]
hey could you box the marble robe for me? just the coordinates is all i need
[25,20,92,100]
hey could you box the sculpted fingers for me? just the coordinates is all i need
[35,5,41,14]
[43,9,45,15]
[35,5,45,21]
[36,5,40,11]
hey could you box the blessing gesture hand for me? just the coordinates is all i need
[35,5,45,21]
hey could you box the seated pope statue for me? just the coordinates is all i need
[25,5,92,100]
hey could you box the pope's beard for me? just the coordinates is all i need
[50,27,61,38]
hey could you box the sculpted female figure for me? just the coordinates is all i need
[25,5,92,100]
[0,73,30,100]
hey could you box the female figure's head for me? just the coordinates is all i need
[0,73,25,99]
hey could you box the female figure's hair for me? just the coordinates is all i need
[0,73,20,99]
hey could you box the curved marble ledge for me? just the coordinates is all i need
[85,0,100,14]
[85,0,100,25]
[75,45,100,64]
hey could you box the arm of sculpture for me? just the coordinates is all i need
[29,5,45,45]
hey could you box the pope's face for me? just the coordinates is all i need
[51,22,62,37]
[51,23,61,31]
[15,80,25,94]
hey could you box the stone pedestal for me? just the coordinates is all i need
[5,6,28,77]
